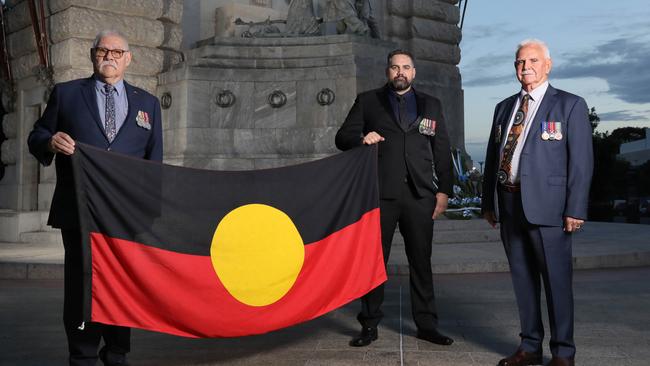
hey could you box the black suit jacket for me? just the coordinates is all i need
[335,85,453,199]
[28,76,163,229]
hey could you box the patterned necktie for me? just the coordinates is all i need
[104,84,116,142]
[497,94,530,184]
[397,95,408,128]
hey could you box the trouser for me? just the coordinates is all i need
[357,180,440,331]
[62,229,130,366]
[498,190,576,359]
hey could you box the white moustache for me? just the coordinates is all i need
[521,70,534,75]
[99,61,117,69]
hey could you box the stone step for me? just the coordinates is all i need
[19,231,62,246]
[389,219,501,245]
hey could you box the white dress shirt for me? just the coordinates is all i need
[500,80,549,183]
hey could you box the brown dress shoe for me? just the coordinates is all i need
[497,349,543,366]
[546,356,574,366]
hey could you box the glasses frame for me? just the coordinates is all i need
[93,47,129,59]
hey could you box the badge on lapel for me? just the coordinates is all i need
[418,117,436,136]
[136,110,152,130]
[541,121,562,140]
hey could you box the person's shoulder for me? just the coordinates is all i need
[53,77,92,90]
[495,93,518,107]
[550,86,584,102]
[357,86,384,98]
[124,81,158,101]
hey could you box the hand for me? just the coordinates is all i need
[483,211,497,228]
[362,131,385,145]
[432,192,448,219]
[48,132,75,155]
[564,216,584,233]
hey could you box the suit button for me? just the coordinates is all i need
[107,147,111,151]
[404,177,408,183]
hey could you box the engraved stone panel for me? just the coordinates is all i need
[49,6,164,48]
[48,0,164,20]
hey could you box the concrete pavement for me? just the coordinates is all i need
[2,267,649,366]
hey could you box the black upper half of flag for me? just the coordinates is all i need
[72,143,379,256]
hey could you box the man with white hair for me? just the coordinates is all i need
[28,30,163,365]
[482,39,593,366]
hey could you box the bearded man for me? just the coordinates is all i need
[335,49,454,347]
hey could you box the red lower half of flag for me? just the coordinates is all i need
[89,208,385,338]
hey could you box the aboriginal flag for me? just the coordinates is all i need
[71,143,385,338]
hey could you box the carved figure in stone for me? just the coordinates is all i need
[234,17,283,37]
[286,0,322,35]
[324,0,379,38]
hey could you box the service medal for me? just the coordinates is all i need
[555,122,562,140]
[136,110,152,130]
[514,110,525,125]
[542,131,550,140]
[418,117,436,136]
[497,170,508,184]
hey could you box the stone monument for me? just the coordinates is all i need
[160,0,463,170]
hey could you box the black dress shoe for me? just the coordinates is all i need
[99,347,130,366]
[416,329,454,345]
[497,348,543,366]
[349,327,378,347]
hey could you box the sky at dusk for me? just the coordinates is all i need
[458,0,650,167]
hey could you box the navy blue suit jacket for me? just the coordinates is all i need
[28,76,163,229]
[482,85,593,226]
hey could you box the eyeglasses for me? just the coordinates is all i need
[93,47,129,59]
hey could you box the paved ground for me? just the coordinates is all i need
[2,267,649,366]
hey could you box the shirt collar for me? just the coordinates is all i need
[520,80,549,102]
[94,76,126,96]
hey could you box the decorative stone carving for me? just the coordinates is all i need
[161,92,172,109]
[216,90,236,108]
[268,90,287,108]
[316,88,335,106]
[286,0,321,36]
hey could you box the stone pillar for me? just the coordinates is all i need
[0,0,182,241]
[384,0,464,152]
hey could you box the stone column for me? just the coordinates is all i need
[383,0,464,152]
[0,0,182,241]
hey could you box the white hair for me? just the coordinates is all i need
[92,30,129,50]
[516,39,550,58]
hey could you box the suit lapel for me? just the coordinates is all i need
[113,81,141,140]
[378,86,403,130]
[499,94,518,135]
[81,77,106,137]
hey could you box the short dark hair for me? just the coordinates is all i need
[387,49,415,68]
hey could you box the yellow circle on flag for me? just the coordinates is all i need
[210,204,305,306]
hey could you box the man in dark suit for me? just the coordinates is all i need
[335,49,454,347]
[28,30,163,366]
[482,39,593,366]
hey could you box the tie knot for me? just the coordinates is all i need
[103,84,115,95]
[522,94,530,103]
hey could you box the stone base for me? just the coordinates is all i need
[158,35,397,169]
[0,210,48,242]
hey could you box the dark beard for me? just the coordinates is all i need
[390,77,411,91]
